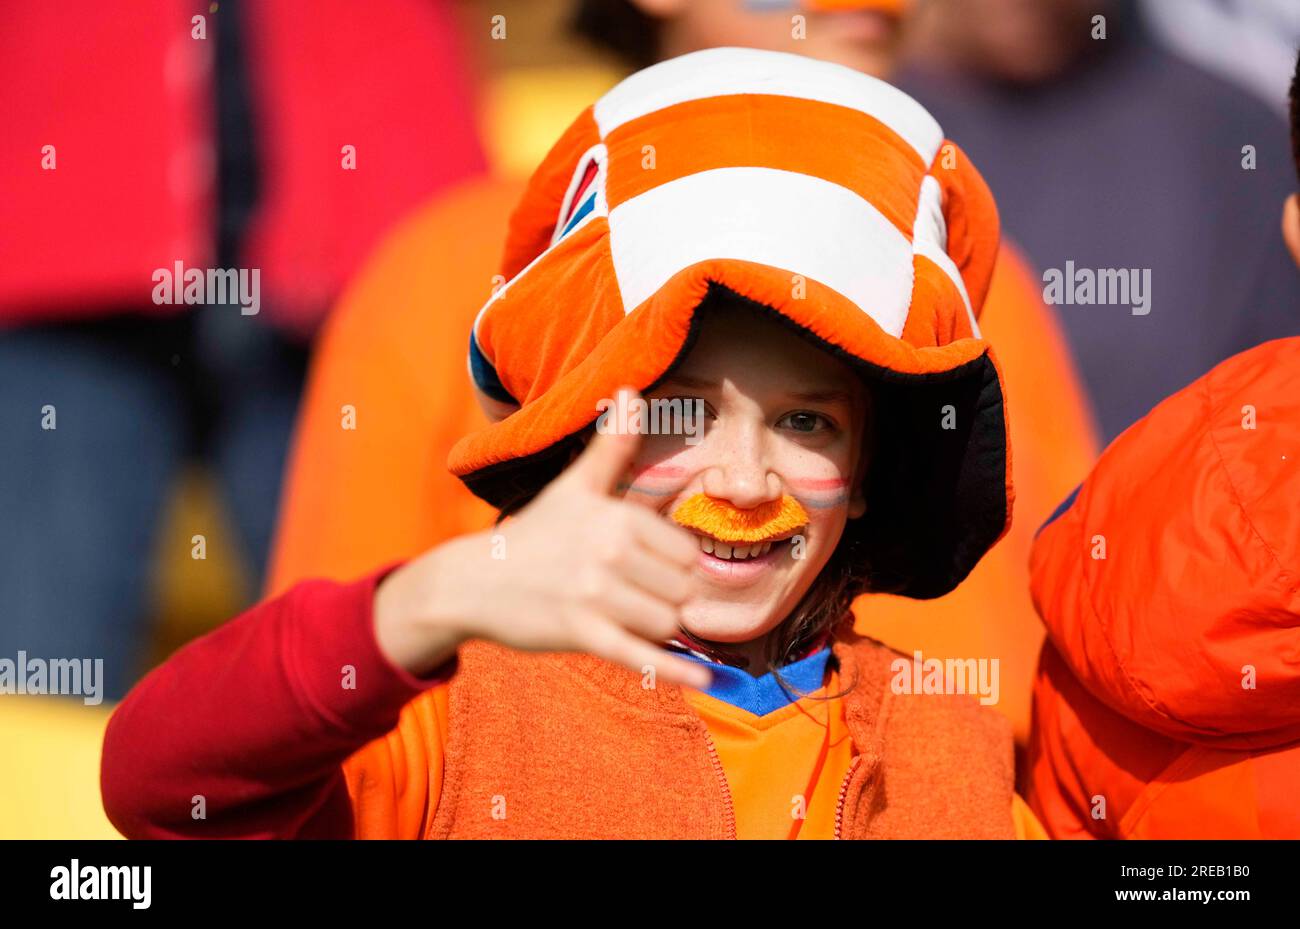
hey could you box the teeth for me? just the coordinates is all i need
[697,537,777,560]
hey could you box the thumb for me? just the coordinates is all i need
[565,388,644,495]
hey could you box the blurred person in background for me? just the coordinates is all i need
[0,0,484,700]
[898,0,1299,444]
[1138,0,1300,117]
[269,0,1098,747]
[1021,52,1300,838]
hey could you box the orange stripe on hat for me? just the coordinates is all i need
[604,94,927,240]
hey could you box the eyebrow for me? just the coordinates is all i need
[659,374,856,406]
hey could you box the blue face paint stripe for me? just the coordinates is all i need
[799,493,850,509]
[616,482,677,496]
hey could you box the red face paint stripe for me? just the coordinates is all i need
[634,463,687,478]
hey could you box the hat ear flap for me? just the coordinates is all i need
[928,140,1000,320]
[498,106,603,281]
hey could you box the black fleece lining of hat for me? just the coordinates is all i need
[459,282,1008,599]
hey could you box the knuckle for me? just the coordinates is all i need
[573,565,608,606]
[608,503,638,538]
[593,543,624,570]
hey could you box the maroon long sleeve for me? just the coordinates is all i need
[101,566,455,839]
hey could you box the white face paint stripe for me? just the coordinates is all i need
[592,46,945,164]
[606,166,914,336]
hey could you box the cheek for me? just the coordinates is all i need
[791,476,852,565]
[782,441,856,514]
[617,447,698,504]
[786,475,852,512]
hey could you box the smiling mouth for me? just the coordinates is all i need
[693,531,802,561]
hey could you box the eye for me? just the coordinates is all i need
[778,411,836,434]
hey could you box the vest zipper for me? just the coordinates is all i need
[833,755,863,840]
[700,727,737,839]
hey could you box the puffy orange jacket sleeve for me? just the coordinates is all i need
[853,242,1099,745]
[266,178,523,595]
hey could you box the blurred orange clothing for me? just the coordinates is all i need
[268,175,1099,744]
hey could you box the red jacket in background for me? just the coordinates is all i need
[0,0,485,332]
[1026,337,1300,838]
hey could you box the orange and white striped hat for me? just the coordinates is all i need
[450,47,1011,598]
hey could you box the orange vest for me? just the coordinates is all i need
[357,628,1017,839]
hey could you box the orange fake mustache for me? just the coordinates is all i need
[670,493,809,544]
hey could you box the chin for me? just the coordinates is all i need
[679,599,787,646]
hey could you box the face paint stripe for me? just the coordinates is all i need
[636,464,687,478]
[799,493,851,509]
[787,477,850,491]
[617,482,679,496]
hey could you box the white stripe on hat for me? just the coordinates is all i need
[592,46,945,164]
[912,175,979,337]
[606,166,914,336]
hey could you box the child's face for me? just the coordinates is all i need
[651,0,903,80]
[619,304,869,648]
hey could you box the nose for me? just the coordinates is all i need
[699,418,783,510]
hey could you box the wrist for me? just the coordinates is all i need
[373,532,486,678]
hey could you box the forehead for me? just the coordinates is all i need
[669,300,864,398]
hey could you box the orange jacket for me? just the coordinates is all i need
[344,628,1034,839]
[1026,337,1300,838]
[267,175,1098,746]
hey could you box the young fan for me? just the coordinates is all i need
[103,48,1042,839]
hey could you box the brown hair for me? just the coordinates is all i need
[569,0,663,70]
